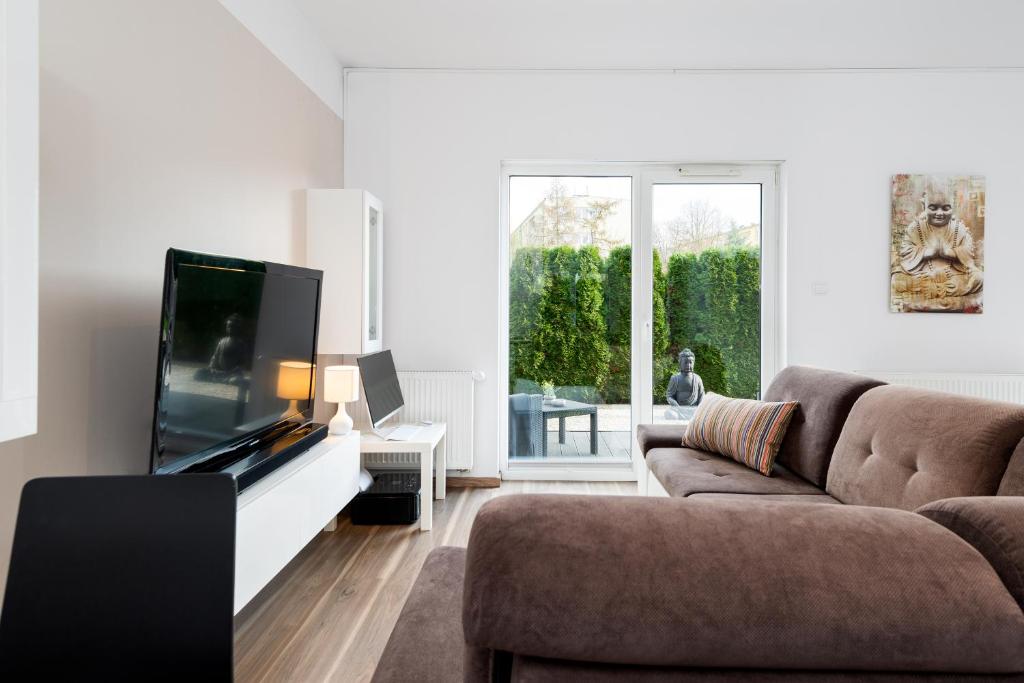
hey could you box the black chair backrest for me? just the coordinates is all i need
[0,474,236,681]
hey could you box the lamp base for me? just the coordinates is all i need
[281,398,299,419]
[329,403,354,436]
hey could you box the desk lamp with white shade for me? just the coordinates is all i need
[325,365,360,435]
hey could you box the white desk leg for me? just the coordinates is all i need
[420,444,433,531]
[436,433,447,500]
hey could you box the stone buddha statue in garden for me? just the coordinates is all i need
[665,348,704,420]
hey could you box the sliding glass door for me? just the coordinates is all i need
[501,164,779,478]
[648,180,763,429]
[506,174,633,465]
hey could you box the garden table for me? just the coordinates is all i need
[541,399,598,456]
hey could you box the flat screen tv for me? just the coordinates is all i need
[150,249,324,485]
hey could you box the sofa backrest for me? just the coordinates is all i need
[826,385,1024,510]
[762,366,885,487]
[998,440,1024,495]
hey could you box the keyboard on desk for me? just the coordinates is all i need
[385,424,423,441]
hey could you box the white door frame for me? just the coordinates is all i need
[498,161,784,481]
[0,0,40,444]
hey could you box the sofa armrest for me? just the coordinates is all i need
[917,496,1024,610]
[463,494,1024,673]
[636,423,687,456]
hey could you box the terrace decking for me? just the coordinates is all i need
[508,403,686,462]
[535,429,631,460]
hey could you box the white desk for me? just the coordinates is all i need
[360,422,447,530]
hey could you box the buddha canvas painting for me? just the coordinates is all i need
[890,174,985,313]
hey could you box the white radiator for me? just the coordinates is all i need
[355,370,479,470]
[859,372,1024,404]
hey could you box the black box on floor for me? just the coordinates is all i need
[350,470,421,525]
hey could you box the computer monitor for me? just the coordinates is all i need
[357,350,404,428]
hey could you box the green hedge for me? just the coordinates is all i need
[664,248,760,397]
[730,248,761,399]
[573,246,611,393]
[509,245,760,402]
[509,247,545,389]
[652,250,672,401]
[602,247,631,402]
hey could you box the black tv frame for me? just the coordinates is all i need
[148,248,326,491]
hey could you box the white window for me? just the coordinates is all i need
[499,163,783,480]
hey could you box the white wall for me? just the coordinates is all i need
[345,69,1024,479]
[0,0,343,596]
[219,0,344,118]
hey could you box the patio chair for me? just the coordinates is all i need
[509,393,544,458]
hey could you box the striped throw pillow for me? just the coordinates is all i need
[682,393,799,476]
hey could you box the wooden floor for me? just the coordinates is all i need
[233,480,638,683]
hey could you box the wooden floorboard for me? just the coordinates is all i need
[233,481,637,682]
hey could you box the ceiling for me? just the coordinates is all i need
[294,0,1024,71]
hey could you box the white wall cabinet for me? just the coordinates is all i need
[0,0,39,443]
[306,189,383,355]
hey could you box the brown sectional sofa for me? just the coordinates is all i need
[639,366,885,501]
[641,366,1024,507]
[374,367,1024,681]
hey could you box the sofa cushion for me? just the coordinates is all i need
[463,495,1024,673]
[917,496,1024,611]
[826,385,1024,510]
[763,366,885,487]
[688,492,842,504]
[647,447,826,498]
[372,546,467,683]
[999,439,1024,495]
[682,393,799,476]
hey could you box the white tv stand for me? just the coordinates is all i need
[233,431,360,614]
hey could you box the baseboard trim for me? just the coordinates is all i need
[501,467,637,482]
[447,477,501,488]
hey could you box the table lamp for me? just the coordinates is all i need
[324,365,360,435]
[277,361,314,418]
